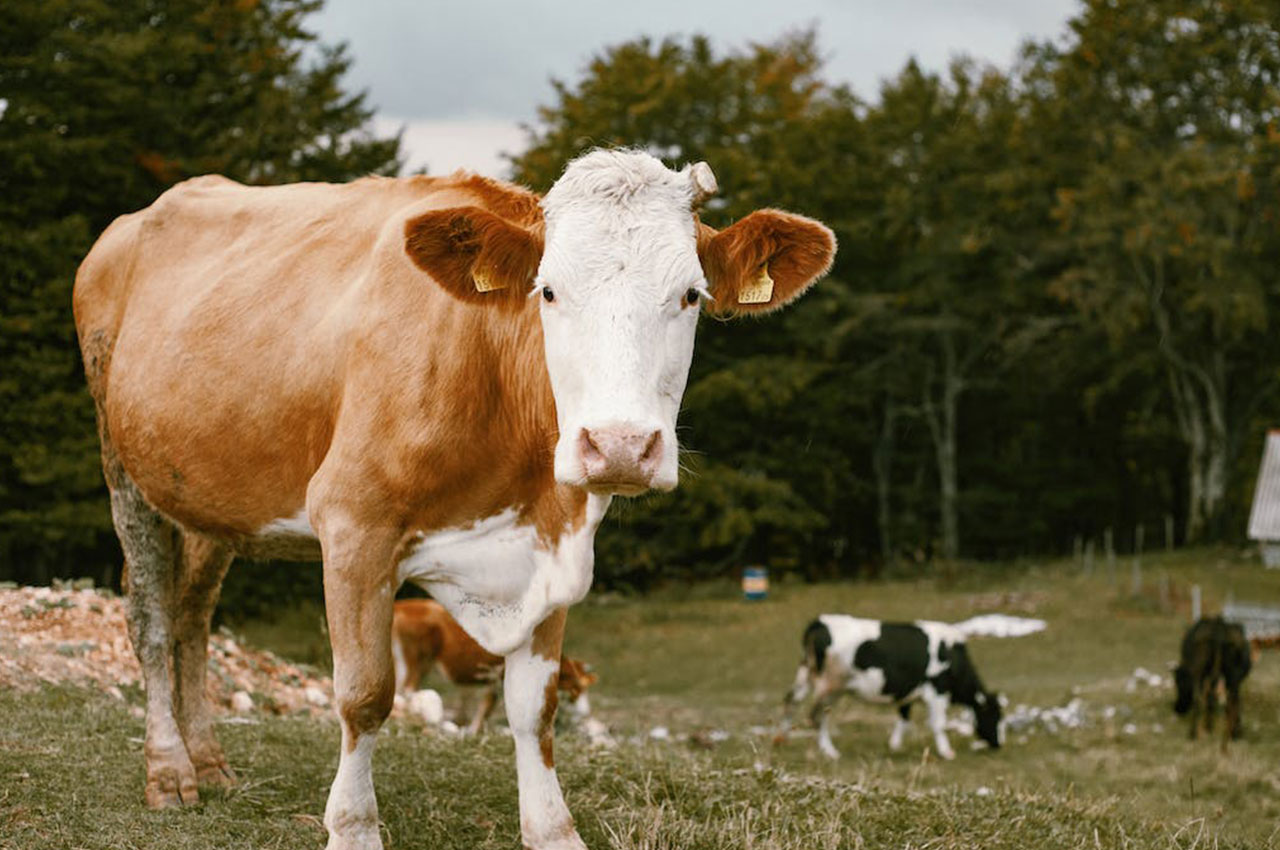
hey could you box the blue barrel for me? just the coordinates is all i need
[742,566,768,601]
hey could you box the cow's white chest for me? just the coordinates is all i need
[396,496,608,656]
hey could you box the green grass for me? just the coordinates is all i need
[2,548,1278,848]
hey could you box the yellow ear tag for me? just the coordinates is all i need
[472,267,505,293]
[738,264,774,305]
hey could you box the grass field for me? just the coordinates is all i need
[2,548,1278,849]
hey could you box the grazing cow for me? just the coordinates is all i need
[781,616,1003,760]
[1173,616,1251,748]
[73,150,834,850]
[392,598,598,734]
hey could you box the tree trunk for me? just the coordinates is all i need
[1168,364,1228,544]
[923,328,962,561]
[872,398,897,566]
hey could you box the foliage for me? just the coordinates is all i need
[510,11,1280,586]
[4,3,1280,601]
[0,0,399,585]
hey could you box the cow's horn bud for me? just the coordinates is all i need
[688,161,718,206]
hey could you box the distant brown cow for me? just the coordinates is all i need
[74,149,834,850]
[392,598,597,734]
[1173,616,1252,749]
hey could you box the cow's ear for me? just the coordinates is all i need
[696,210,835,316]
[404,206,543,310]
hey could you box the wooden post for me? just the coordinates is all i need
[1164,514,1174,552]
[1105,527,1115,585]
[1191,585,1201,622]
[1131,524,1144,595]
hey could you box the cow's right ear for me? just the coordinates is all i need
[404,206,543,310]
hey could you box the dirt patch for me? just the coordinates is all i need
[0,586,332,716]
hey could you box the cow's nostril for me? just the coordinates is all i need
[640,431,662,465]
[578,428,603,463]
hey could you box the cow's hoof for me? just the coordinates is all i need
[145,765,200,808]
[196,760,237,789]
[523,830,588,850]
[325,827,383,850]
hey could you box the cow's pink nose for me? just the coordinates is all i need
[578,426,663,492]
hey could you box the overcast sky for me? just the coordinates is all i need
[310,0,1081,177]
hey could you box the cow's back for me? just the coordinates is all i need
[72,173,505,538]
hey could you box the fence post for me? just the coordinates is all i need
[1164,513,1174,552]
[1131,524,1144,595]
[1105,527,1115,585]
[1191,585,1201,622]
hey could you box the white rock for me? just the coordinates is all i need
[231,691,253,713]
[649,726,670,741]
[953,614,1047,638]
[584,717,617,748]
[407,689,444,725]
[975,786,994,796]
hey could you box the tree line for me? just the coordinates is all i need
[2,0,1278,594]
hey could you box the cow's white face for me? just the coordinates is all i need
[537,152,711,494]
[404,148,836,498]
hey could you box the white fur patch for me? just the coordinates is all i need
[397,496,609,656]
[538,151,706,492]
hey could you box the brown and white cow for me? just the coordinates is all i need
[73,149,834,850]
[392,597,598,734]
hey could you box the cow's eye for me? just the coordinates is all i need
[685,288,699,306]
[542,287,555,303]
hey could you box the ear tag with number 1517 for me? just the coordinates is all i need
[738,264,774,304]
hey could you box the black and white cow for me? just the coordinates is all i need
[782,615,1003,760]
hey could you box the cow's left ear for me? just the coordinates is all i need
[404,206,544,311]
[696,210,836,316]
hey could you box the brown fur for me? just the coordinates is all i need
[697,210,836,316]
[404,206,544,312]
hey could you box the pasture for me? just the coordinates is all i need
[2,548,1278,849]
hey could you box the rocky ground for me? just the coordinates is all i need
[0,584,333,716]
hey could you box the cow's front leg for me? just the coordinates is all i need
[319,522,399,850]
[889,703,912,752]
[506,608,586,850]
[924,690,955,760]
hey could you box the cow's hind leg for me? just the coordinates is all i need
[812,686,841,760]
[466,684,499,736]
[172,533,235,788]
[505,608,586,850]
[110,475,199,807]
[319,523,398,850]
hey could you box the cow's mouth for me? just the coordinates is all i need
[582,479,651,497]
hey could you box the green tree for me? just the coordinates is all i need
[1031,0,1280,542]
[0,0,400,583]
